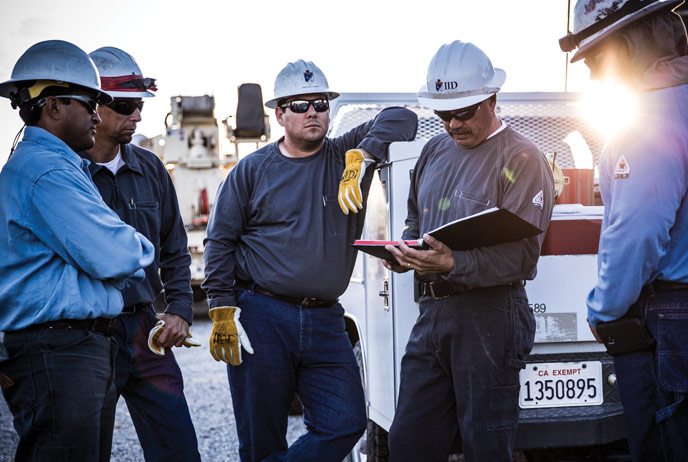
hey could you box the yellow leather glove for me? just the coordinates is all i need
[338,149,375,215]
[147,320,201,356]
[208,306,254,366]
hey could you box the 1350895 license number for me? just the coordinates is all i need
[523,377,597,402]
[519,361,603,409]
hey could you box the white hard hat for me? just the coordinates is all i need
[0,40,112,106]
[560,0,683,62]
[89,46,156,98]
[417,40,506,111]
[265,59,339,109]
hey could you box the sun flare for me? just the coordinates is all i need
[580,81,637,141]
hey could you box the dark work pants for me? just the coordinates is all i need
[228,289,367,462]
[113,306,200,462]
[0,328,117,462]
[388,284,534,462]
[613,287,688,462]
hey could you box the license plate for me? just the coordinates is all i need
[519,361,603,409]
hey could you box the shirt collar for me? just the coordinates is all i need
[486,119,507,140]
[77,143,143,176]
[119,144,143,175]
[24,126,87,170]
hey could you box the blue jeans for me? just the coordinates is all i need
[113,307,200,462]
[613,287,688,462]
[0,328,117,461]
[388,284,534,462]
[228,288,367,462]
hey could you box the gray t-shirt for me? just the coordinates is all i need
[204,107,418,307]
[403,125,554,286]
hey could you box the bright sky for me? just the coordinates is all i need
[0,0,591,166]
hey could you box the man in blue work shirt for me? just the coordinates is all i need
[560,1,688,460]
[81,47,201,461]
[0,40,154,462]
[203,59,417,462]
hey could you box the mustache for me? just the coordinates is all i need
[448,128,471,135]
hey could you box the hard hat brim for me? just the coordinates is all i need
[416,68,505,111]
[0,78,113,105]
[265,91,340,109]
[569,0,683,63]
[104,90,156,98]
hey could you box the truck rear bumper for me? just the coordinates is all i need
[515,402,625,448]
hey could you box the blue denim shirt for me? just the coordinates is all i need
[79,144,193,324]
[0,126,155,331]
[587,84,688,326]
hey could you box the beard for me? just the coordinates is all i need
[115,132,134,145]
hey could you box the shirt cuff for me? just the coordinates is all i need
[442,251,470,283]
[208,296,238,310]
[358,139,386,161]
[164,302,194,326]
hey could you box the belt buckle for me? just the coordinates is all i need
[106,318,117,336]
[301,297,317,308]
[428,282,450,300]
[99,318,117,336]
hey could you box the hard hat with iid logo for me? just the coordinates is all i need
[417,40,506,111]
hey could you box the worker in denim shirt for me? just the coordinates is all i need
[561,0,688,460]
[0,40,154,462]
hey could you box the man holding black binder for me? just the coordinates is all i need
[560,1,688,460]
[385,41,554,461]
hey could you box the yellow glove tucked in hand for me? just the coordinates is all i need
[338,149,375,215]
[147,320,201,356]
[208,306,254,366]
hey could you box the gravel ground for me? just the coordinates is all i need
[0,316,308,461]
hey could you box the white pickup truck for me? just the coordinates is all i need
[330,92,627,460]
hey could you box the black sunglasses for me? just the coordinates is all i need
[434,103,481,123]
[280,99,329,113]
[55,94,99,114]
[106,99,145,116]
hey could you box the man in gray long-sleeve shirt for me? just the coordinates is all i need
[202,59,417,462]
[386,41,554,462]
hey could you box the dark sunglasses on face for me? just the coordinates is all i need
[280,99,329,113]
[106,99,145,116]
[54,94,99,114]
[434,103,481,123]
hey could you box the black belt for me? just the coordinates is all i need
[649,280,688,292]
[418,280,525,300]
[15,318,117,336]
[234,280,337,308]
[120,302,150,314]
[418,281,473,300]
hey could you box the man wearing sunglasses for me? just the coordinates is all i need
[78,46,201,461]
[0,40,155,461]
[203,59,417,461]
[561,1,688,460]
[385,41,554,462]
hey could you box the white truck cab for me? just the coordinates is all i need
[330,93,626,458]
